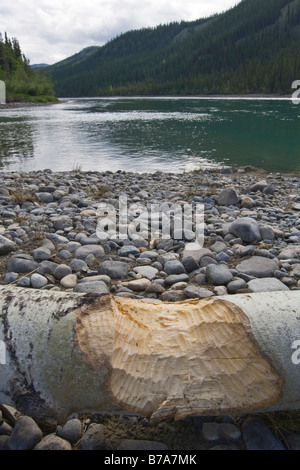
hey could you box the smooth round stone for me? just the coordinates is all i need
[133,266,158,280]
[69,258,88,272]
[226,279,247,293]
[0,234,16,255]
[3,272,18,284]
[60,274,78,289]
[36,192,54,203]
[32,247,51,261]
[242,418,285,450]
[118,245,141,257]
[34,434,72,450]
[229,217,261,243]
[31,273,48,288]
[164,259,186,275]
[247,277,289,292]
[60,250,72,260]
[121,278,151,292]
[74,281,109,295]
[17,276,31,287]
[236,256,279,278]
[80,424,107,451]
[160,290,185,302]
[7,416,43,451]
[99,260,129,279]
[206,264,233,285]
[80,275,111,284]
[217,188,239,206]
[56,419,82,443]
[164,274,189,286]
[184,285,215,299]
[75,245,105,260]
[6,255,39,274]
[182,256,200,273]
[50,215,73,230]
[54,264,72,280]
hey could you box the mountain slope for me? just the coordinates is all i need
[48,0,300,97]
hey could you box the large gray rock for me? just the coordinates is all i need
[118,245,140,257]
[183,244,215,262]
[184,285,215,299]
[242,418,285,450]
[50,215,73,231]
[56,419,82,443]
[80,423,107,451]
[0,235,16,255]
[75,245,105,260]
[164,259,186,275]
[34,434,72,450]
[206,264,233,286]
[54,264,72,280]
[236,256,278,278]
[217,188,239,206]
[248,278,289,292]
[229,217,261,243]
[164,274,189,286]
[99,260,129,279]
[6,255,39,274]
[32,247,51,261]
[8,416,43,450]
[74,281,109,295]
[31,273,48,288]
[133,266,158,280]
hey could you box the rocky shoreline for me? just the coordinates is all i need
[0,165,300,450]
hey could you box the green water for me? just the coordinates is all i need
[0,97,299,173]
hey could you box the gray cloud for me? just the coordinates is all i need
[0,0,240,65]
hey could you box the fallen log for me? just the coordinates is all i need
[0,286,299,424]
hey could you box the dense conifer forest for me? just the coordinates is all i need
[48,0,300,97]
[0,33,57,103]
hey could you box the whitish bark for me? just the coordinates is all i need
[0,286,299,424]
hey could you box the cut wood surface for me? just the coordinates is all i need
[0,286,299,423]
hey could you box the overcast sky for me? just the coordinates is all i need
[0,0,241,65]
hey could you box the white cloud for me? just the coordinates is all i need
[0,0,240,64]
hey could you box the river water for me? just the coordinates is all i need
[0,96,299,173]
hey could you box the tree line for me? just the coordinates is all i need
[49,0,300,97]
[0,32,57,103]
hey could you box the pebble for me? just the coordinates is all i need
[236,256,279,278]
[30,273,48,288]
[7,416,43,450]
[99,260,129,279]
[0,167,300,450]
[0,234,16,255]
[206,264,233,285]
[248,277,289,292]
[0,405,298,451]
[184,285,215,299]
[229,217,261,243]
[242,417,286,450]
[74,281,109,295]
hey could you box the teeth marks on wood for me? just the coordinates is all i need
[75,295,283,421]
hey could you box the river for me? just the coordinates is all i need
[0,96,299,173]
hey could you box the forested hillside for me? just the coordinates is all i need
[49,0,300,97]
[0,33,57,103]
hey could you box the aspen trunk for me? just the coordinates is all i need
[0,286,299,424]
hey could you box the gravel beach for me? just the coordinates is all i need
[0,165,300,450]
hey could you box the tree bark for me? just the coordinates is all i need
[0,286,299,424]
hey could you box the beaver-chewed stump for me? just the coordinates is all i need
[0,286,299,424]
